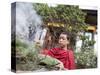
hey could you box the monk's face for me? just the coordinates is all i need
[58,34,69,48]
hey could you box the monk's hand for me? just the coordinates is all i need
[55,62,64,70]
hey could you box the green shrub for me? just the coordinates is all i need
[15,38,60,71]
[75,49,97,69]
[75,35,97,69]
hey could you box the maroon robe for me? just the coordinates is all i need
[42,48,76,70]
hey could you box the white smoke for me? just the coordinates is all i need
[16,2,42,41]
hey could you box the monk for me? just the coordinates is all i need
[42,32,76,70]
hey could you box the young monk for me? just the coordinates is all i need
[41,32,76,70]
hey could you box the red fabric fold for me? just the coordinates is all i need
[42,48,76,70]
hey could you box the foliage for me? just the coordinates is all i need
[33,3,88,48]
[38,54,60,70]
[74,35,97,69]
[33,3,87,32]
[15,38,61,71]
[75,50,97,69]
[15,38,40,71]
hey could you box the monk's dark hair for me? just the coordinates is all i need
[60,31,72,50]
[60,31,70,41]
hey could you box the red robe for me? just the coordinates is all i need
[42,48,76,70]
